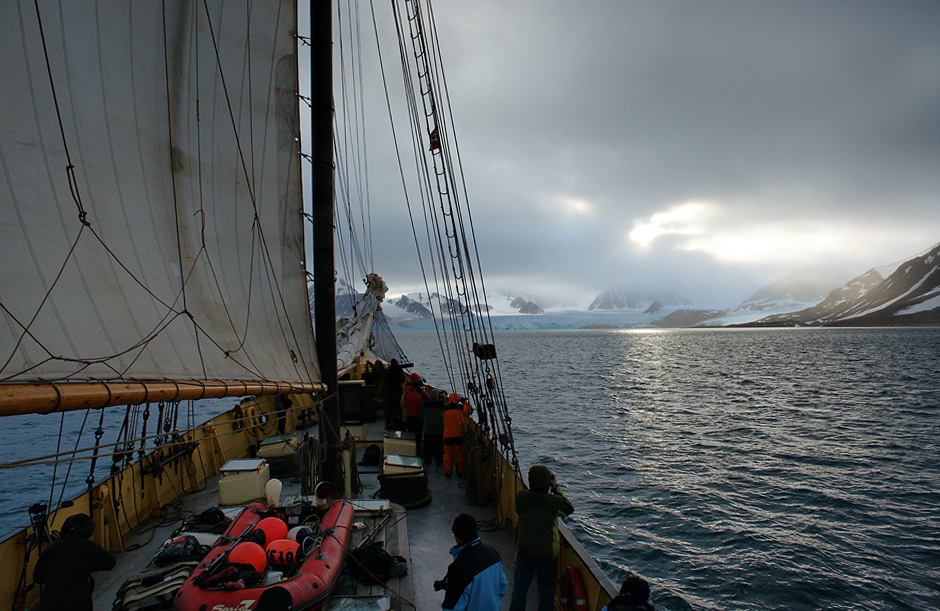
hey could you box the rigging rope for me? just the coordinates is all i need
[0,398,317,471]
[86,409,106,490]
[384,0,519,475]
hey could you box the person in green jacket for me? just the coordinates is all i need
[508,465,574,611]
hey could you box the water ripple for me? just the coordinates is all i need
[398,328,940,610]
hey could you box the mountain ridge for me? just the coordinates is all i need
[743,241,940,327]
[317,242,940,329]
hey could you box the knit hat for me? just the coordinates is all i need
[452,513,478,542]
[619,574,651,601]
[410,373,421,382]
[61,513,95,539]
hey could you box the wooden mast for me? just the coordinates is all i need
[311,0,341,482]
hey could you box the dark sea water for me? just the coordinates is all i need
[3,328,937,610]
[396,328,940,611]
[0,398,234,541]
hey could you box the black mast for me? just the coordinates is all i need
[311,0,341,484]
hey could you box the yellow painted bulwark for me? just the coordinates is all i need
[0,393,315,611]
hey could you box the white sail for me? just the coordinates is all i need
[0,0,319,386]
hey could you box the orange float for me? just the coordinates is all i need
[175,501,355,611]
[228,542,267,573]
[256,516,289,546]
[559,564,588,611]
[266,538,301,568]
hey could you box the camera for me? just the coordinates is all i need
[28,503,47,525]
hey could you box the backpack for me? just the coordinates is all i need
[347,542,407,584]
[358,444,381,467]
[152,535,211,566]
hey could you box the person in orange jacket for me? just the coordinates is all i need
[442,393,472,478]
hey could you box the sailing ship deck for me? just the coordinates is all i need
[92,421,531,611]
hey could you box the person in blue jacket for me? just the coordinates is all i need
[436,513,508,611]
[601,574,655,611]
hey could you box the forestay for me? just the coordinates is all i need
[0,1,318,388]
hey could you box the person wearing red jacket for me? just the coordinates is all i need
[402,373,430,456]
[442,393,472,477]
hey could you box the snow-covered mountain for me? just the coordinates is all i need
[381,290,554,324]
[314,243,940,330]
[309,277,364,319]
[651,262,894,328]
[749,242,940,327]
[382,291,483,323]
[509,296,544,314]
[588,289,691,311]
[382,294,435,321]
[738,266,851,312]
[312,282,554,328]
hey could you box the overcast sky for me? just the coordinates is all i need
[326,0,940,308]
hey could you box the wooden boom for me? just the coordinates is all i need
[0,380,324,417]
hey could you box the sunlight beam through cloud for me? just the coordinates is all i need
[629,201,714,247]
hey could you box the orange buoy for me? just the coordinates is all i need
[265,538,301,568]
[560,565,588,611]
[256,516,289,546]
[174,501,356,611]
[229,542,267,573]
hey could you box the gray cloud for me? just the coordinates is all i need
[333,0,940,306]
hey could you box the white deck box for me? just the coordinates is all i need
[382,454,425,476]
[256,433,298,459]
[383,430,417,457]
[219,458,270,506]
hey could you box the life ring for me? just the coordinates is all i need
[559,564,588,611]
[240,404,266,438]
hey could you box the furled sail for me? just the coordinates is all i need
[336,273,388,376]
[0,0,319,407]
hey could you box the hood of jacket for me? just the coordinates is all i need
[528,465,552,492]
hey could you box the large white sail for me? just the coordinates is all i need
[0,1,319,388]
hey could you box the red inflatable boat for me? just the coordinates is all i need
[174,500,354,611]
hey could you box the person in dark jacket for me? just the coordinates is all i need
[508,465,574,611]
[33,513,116,611]
[437,513,508,611]
[273,393,293,434]
[422,388,446,468]
[601,574,655,611]
[382,358,406,429]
